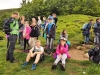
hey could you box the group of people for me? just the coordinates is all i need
[5,12,70,71]
[82,18,100,45]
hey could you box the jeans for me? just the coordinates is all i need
[6,34,17,62]
[85,34,89,44]
[94,33,99,44]
[46,37,54,53]
[24,38,29,50]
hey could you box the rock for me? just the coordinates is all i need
[84,53,89,58]
[77,46,82,50]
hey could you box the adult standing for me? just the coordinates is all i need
[6,12,19,63]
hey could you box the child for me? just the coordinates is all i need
[46,16,56,54]
[60,30,68,39]
[51,37,70,71]
[22,40,44,70]
[23,21,31,52]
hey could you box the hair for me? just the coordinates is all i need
[96,18,100,22]
[24,21,29,24]
[62,30,66,37]
[36,40,41,44]
[59,43,66,49]
[31,16,38,22]
[12,12,19,15]
[90,19,93,21]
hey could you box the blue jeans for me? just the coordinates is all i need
[85,34,89,43]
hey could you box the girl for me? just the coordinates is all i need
[23,21,31,52]
[60,30,68,39]
[22,40,44,70]
[51,37,70,71]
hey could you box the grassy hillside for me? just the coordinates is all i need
[0,14,100,75]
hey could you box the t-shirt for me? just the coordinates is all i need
[32,46,44,52]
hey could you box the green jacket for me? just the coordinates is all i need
[10,19,19,35]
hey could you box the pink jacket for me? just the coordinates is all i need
[23,26,31,40]
[56,44,71,58]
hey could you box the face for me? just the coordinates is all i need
[38,16,41,20]
[64,30,66,34]
[32,18,36,22]
[60,39,66,46]
[36,42,41,47]
[24,22,29,26]
[43,17,46,20]
[48,19,52,23]
[12,14,18,19]
[52,14,56,18]
[22,16,25,20]
[31,21,37,26]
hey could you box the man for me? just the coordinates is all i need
[6,12,19,63]
[83,19,94,44]
[93,18,100,45]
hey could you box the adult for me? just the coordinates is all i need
[82,19,94,44]
[6,12,19,63]
[93,18,100,45]
[46,16,56,54]
[51,37,70,71]
[22,40,44,70]
[52,13,58,25]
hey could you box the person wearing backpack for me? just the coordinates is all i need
[6,12,19,63]
[82,19,94,44]
[29,18,39,48]
[23,21,31,53]
[93,18,100,45]
[51,37,70,71]
[45,16,56,54]
[22,40,44,70]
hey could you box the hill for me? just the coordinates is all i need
[0,14,100,75]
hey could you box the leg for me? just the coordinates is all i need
[8,34,17,62]
[50,38,54,52]
[7,37,9,49]
[24,38,26,50]
[54,55,61,65]
[26,52,32,62]
[34,54,41,64]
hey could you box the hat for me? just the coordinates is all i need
[60,37,67,41]
[48,16,53,20]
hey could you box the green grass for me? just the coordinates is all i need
[0,14,100,75]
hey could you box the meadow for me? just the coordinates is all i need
[0,14,100,75]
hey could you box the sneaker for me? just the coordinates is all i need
[59,63,65,71]
[22,62,28,67]
[31,63,36,70]
[51,64,57,70]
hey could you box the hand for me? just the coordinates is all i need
[59,54,62,59]
[47,35,50,37]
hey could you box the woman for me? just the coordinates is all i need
[51,37,70,71]
[22,40,44,70]
[29,20,39,48]
[23,21,31,52]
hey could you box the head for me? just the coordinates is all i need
[96,18,100,22]
[12,12,19,19]
[38,16,41,20]
[89,19,94,24]
[60,37,67,46]
[48,16,53,23]
[24,21,29,26]
[20,16,25,20]
[32,16,38,22]
[52,13,57,18]
[43,16,46,20]
[62,30,66,35]
[35,40,41,48]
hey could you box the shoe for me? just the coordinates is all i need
[22,62,28,67]
[31,63,36,70]
[59,63,65,71]
[11,60,19,63]
[6,58,10,61]
[22,50,26,52]
[51,64,57,70]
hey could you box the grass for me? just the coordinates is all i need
[0,14,100,75]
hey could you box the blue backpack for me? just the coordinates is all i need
[81,23,88,31]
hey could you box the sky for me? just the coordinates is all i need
[0,0,32,10]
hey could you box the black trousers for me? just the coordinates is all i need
[24,38,29,50]
[7,37,9,49]
[6,34,17,62]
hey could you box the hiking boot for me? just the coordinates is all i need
[31,63,36,70]
[59,63,65,71]
[22,62,28,67]
[51,64,57,70]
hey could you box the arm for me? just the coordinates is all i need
[49,24,56,36]
[34,47,44,54]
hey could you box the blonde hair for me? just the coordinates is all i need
[36,40,41,44]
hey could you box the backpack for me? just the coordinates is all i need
[88,46,100,64]
[81,23,88,31]
[3,18,14,35]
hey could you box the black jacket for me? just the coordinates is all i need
[30,25,39,37]
[46,24,56,38]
